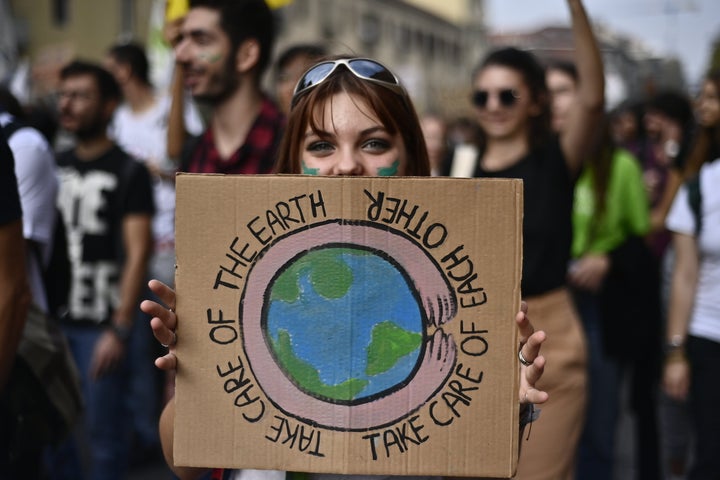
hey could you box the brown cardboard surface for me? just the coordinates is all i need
[174,174,524,478]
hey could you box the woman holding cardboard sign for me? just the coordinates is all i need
[142,55,549,480]
[467,0,604,478]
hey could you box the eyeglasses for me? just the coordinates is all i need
[472,89,520,109]
[291,58,406,108]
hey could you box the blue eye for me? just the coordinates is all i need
[306,141,334,153]
[363,139,390,151]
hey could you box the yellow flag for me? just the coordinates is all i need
[265,0,293,9]
[165,0,188,21]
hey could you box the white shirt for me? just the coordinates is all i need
[666,159,720,343]
[1,112,58,313]
[110,92,203,245]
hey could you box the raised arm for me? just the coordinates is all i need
[560,0,605,175]
[164,17,192,162]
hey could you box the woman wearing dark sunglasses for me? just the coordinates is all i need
[468,1,604,479]
[142,55,550,480]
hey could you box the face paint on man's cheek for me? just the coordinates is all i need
[377,159,400,177]
[301,161,320,176]
[198,52,223,63]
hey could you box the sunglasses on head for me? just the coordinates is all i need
[472,88,520,108]
[291,58,406,108]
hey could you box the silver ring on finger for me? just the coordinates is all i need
[161,330,177,348]
[518,349,533,367]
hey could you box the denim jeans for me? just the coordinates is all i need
[48,324,131,480]
[573,289,621,480]
[687,335,720,480]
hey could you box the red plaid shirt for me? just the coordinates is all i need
[184,96,284,174]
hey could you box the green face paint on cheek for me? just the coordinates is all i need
[301,161,320,176]
[377,159,400,177]
[199,53,222,63]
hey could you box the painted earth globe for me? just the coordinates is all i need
[264,247,424,403]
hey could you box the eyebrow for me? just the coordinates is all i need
[183,28,214,41]
[303,126,389,139]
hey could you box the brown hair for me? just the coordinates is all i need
[274,56,430,176]
[473,47,552,153]
[682,70,720,179]
[586,117,614,232]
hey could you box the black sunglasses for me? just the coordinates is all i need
[472,89,520,109]
[291,58,406,108]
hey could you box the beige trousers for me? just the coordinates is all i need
[514,288,588,480]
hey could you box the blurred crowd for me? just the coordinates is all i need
[1,0,719,479]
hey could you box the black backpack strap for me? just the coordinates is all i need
[1,117,26,141]
[686,174,702,235]
[179,134,202,172]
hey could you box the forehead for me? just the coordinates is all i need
[103,55,121,73]
[702,79,718,94]
[182,7,223,34]
[282,54,314,73]
[60,74,98,92]
[546,69,576,89]
[474,65,526,89]
[310,93,381,130]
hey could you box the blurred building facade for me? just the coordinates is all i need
[4,0,689,114]
[489,24,686,109]
[5,0,490,117]
[273,0,488,115]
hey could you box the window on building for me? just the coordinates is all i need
[320,0,334,38]
[396,24,411,52]
[359,13,380,47]
[52,0,68,26]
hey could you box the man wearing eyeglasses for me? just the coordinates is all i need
[171,0,284,175]
[50,61,155,479]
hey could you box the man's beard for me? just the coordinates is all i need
[73,119,108,142]
[193,56,240,106]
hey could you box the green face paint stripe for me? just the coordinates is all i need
[301,161,320,175]
[377,159,399,177]
[199,53,222,63]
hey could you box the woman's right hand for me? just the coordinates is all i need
[663,356,690,401]
[140,279,179,371]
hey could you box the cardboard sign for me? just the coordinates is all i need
[174,174,524,478]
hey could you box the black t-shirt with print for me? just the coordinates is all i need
[56,145,155,325]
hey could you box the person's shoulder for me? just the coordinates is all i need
[529,135,565,169]
[114,145,150,173]
[106,145,147,178]
[614,146,639,163]
[55,148,77,167]
[700,157,720,177]
[7,125,53,160]
[612,147,643,172]
[111,102,134,124]
[259,94,285,125]
[530,134,562,158]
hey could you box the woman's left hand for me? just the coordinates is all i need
[140,279,179,371]
[516,301,549,405]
